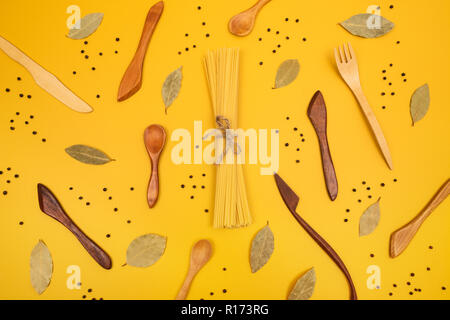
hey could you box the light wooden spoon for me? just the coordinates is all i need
[390,179,450,258]
[176,240,212,300]
[144,124,166,208]
[228,0,272,37]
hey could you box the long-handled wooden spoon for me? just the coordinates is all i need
[176,240,212,300]
[307,91,338,201]
[390,179,450,258]
[117,1,164,101]
[37,184,112,269]
[144,124,166,208]
[228,0,272,37]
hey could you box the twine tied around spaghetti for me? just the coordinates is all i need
[203,116,241,164]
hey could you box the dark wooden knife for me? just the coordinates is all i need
[37,184,112,269]
[307,91,338,201]
[117,1,164,101]
[274,173,357,300]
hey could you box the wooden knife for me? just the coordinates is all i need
[37,184,112,269]
[0,35,93,113]
[307,91,338,201]
[274,173,357,300]
[117,1,164,101]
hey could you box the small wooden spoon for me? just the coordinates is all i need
[144,124,166,208]
[390,179,450,258]
[117,1,164,101]
[176,240,212,300]
[228,0,272,37]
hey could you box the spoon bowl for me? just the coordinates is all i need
[228,0,272,37]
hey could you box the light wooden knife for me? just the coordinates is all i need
[0,35,93,113]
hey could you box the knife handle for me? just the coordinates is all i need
[316,132,338,201]
[0,36,39,76]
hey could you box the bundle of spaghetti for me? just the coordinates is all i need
[203,48,252,228]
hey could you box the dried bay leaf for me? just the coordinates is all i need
[410,84,430,125]
[340,13,394,38]
[67,13,104,40]
[65,144,114,165]
[126,234,167,268]
[288,268,316,300]
[162,67,183,114]
[274,59,300,89]
[30,240,53,295]
[250,224,274,273]
[359,198,381,236]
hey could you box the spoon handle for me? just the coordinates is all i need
[147,158,160,208]
[175,270,196,300]
[254,0,272,11]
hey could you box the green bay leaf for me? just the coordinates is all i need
[410,84,430,125]
[162,67,183,114]
[359,198,381,236]
[126,234,167,268]
[288,268,316,300]
[340,13,394,38]
[274,59,300,89]
[250,224,274,273]
[65,144,114,165]
[67,13,104,40]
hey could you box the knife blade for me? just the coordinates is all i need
[274,173,357,300]
[0,35,93,113]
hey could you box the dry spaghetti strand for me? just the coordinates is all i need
[203,48,252,229]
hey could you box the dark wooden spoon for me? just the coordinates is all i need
[307,91,338,201]
[117,1,164,101]
[144,124,166,208]
[37,184,112,269]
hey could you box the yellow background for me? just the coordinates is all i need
[0,0,449,300]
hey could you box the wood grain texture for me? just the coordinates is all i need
[334,43,393,170]
[37,184,112,269]
[228,0,272,36]
[144,125,166,208]
[390,179,450,258]
[307,91,338,201]
[274,174,357,300]
[176,240,212,300]
[117,1,164,101]
[0,36,92,113]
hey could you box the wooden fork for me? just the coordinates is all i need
[334,43,393,170]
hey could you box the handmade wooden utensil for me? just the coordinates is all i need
[307,91,338,201]
[228,0,272,36]
[176,240,212,300]
[144,124,166,208]
[334,43,393,170]
[274,174,357,300]
[0,36,92,113]
[390,179,450,258]
[117,1,164,101]
[37,184,112,269]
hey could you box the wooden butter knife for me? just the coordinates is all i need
[37,184,112,269]
[307,91,338,201]
[0,35,92,113]
[117,1,164,101]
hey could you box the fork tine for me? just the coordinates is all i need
[339,45,346,63]
[348,42,356,60]
[344,43,351,61]
[334,47,342,64]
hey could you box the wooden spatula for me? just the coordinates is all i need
[390,179,450,258]
[307,91,338,201]
[37,184,112,269]
[0,36,92,113]
[117,1,164,101]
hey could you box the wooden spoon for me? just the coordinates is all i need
[37,184,112,269]
[390,179,450,258]
[117,1,164,101]
[307,91,338,201]
[228,0,272,37]
[176,240,212,300]
[144,124,166,208]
